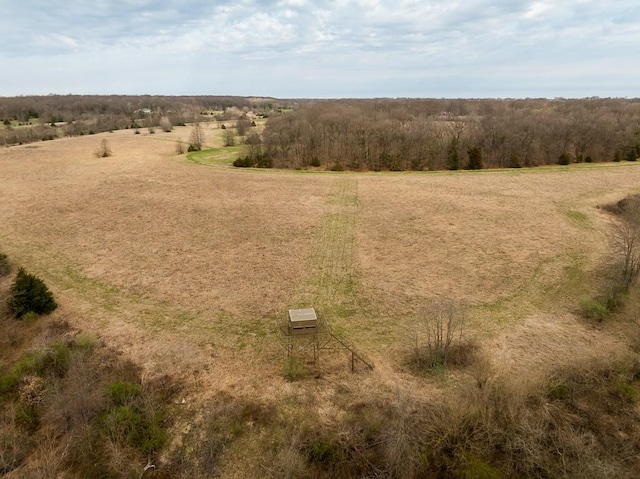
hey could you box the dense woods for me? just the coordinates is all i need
[261,98,640,170]
[0,95,285,146]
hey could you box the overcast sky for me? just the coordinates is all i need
[0,0,638,98]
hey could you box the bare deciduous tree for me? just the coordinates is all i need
[412,299,467,368]
[160,116,172,132]
[610,202,640,291]
[224,128,235,147]
[188,123,205,152]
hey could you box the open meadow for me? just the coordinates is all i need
[2,125,640,477]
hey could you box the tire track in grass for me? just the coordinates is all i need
[294,177,360,324]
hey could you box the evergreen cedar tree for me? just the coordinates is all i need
[7,268,58,318]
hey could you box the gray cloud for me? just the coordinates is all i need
[0,0,638,96]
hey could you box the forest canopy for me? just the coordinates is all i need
[260,98,640,171]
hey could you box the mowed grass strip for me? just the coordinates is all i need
[292,178,361,326]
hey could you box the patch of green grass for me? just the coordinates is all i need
[614,381,639,403]
[187,146,243,166]
[109,381,142,407]
[564,209,589,226]
[547,383,571,401]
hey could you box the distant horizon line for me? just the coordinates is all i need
[1,93,639,101]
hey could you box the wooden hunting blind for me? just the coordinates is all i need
[280,307,373,371]
[288,308,318,336]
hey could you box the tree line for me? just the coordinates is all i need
[0,95,287,147]
[259,98,640,171]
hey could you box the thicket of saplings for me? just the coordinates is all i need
[3,236,640,477]
[259,98,640,171]
[0,94,286,147]
[580,194,640,321]
[0,254,177,478]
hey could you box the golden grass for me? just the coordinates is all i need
[2,129,640,476]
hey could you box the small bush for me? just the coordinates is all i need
[0,372,20,398]
[558,152,571,165]
[7,268,57,319]
[578,297,610,321]
[101,405,166,455]
[74,332,98,350]
[306,438,342,466]
[15,404,40,433]
[175,141,186,154]
[614,381,639,403]
[310,157,321,167]
[160,117,172,132]
[0,252,10,277]
[547,383,570,401]
[411,300,470,369]
[95,139,112,158]
[47,341,72,377]
[255,155,273,168]
[330,162,344,171]
[283,357,306,381]
[233,156,254,168]
[108,381,142,407]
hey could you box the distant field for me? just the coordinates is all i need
[1,126,638,395]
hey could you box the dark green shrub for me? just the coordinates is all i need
[508,155,521,168]
[310,157,321,167]
[187,143,201,152]
[7,268,57,318]
[447,139,460,170]
[585,155,593,163]
[330,162,344,171]
[614,150,622,162]
[558,153,571,165]
[466,146,483,170]
[233,156,254,167]
[0,252,10,277]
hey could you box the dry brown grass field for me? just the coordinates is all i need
[2,125,640,477]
